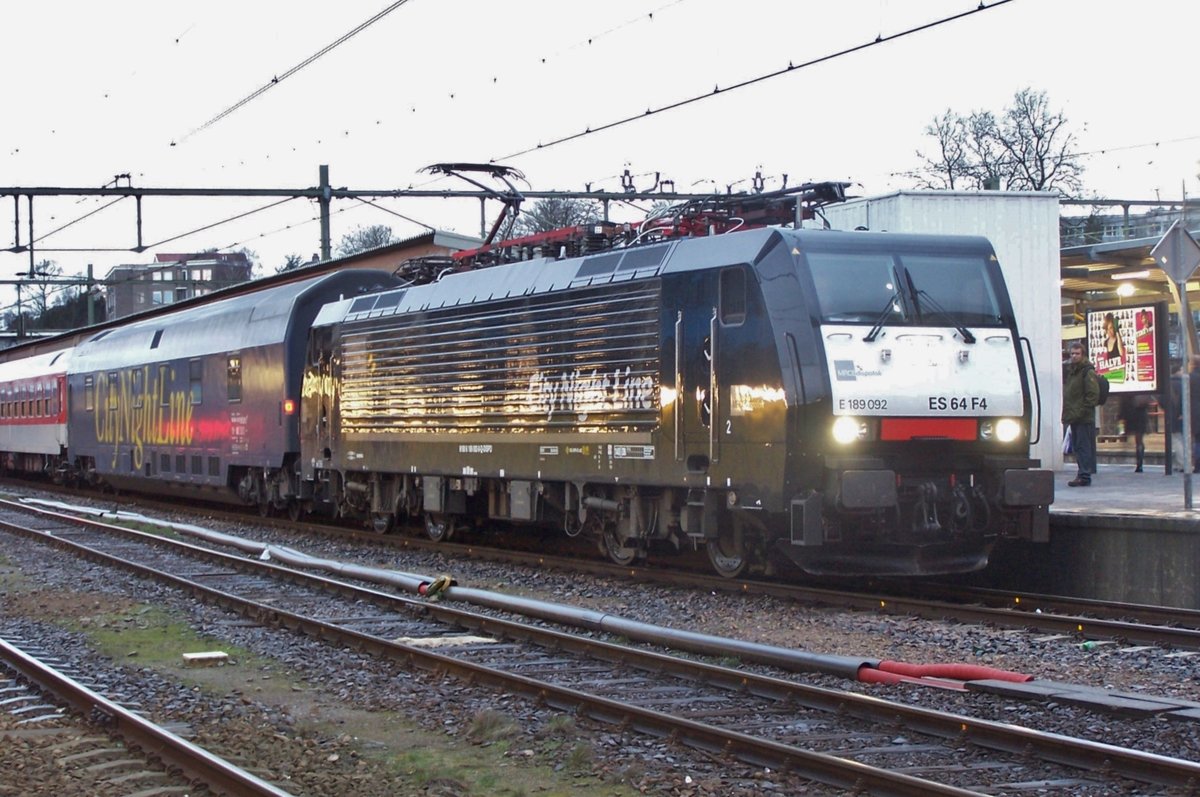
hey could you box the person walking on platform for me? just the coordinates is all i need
[1063,342,1100,487]
[1117,393,1150,472]
[1168,359,1200,472]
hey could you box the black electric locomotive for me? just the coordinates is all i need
[298,226,1052,577]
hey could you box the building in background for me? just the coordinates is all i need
[103,252,253,320]
[1060,205,1199,247]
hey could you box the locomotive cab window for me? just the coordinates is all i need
[227,356,242,402]
[806,250,1004,327]
[720,267,747,326]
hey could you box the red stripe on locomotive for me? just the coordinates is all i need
[879,417,977,441]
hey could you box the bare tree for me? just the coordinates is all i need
[512,198,602,237]
[26,260,63,317]
[997,88,1085,193]
[915,88,1084,196]
[915,111,971,190]
[275,254,306,274]
[336,224,396,257]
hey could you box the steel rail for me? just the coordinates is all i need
[10,482,1200,648]
[0,636,293,797]
[307,526,1200,651]
[0,510,970,796]
[909,583,1200,628]
[4,500,1200,791]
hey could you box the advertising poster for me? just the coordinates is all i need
[1086,304,1160,393]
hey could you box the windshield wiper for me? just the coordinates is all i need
[863,293,901,342]
[913,288,976,344]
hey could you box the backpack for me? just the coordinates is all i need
[1094,371,1110,405]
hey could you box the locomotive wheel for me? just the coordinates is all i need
[370,512,394,534]
[424,513,457,542]
[706,518,748,578]
[601,525,638,567]
[258,499,272,518]
[286,500,304,523]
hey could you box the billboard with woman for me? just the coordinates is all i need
[1086,303,1163,393]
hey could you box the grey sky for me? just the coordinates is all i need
[3,0,1197,311]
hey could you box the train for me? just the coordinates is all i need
[0,183,1052,577]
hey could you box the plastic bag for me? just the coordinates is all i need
[1062,426,1073,455]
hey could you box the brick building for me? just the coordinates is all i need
[103,252,253,319]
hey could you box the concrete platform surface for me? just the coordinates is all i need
[1051,462,1200,527]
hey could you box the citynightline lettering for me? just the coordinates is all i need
[93,367,195,469]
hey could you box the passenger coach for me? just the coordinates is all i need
[0,348,72,478]
[66,270,399,511]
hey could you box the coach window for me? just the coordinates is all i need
[227,356,242,403]
[107,373,118,425]
[85,376,94,411]
[720,267,747,326]
[132,369,144,408]
[189,359,203,405]
[159,365,171,407]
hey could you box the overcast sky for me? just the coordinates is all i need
[3,0,1198,315]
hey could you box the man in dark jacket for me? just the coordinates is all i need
[1062,342,1100,486]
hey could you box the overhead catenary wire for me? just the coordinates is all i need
[141,197,299,250]
[351,197,436,232]
[491,0,1016,162]
[175,0,416,145]
[178,0,693,182]
[888,132,1200,184]
[0,197,426,320]
[30,197,127,246]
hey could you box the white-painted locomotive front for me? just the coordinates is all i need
[822,324,1023,418]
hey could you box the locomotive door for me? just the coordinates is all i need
[675,276,725,473]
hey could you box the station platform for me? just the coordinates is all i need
[978,445,1200,610]
[1051,460,1200,526]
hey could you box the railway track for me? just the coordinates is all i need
[0,632,291,796]
[10,481,1200,649]
[123,487,1200,650]
[2,497,1199,795]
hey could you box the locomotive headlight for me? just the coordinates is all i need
[995,418,1022,442]
[980,418,1022,442]
[832,416,867,444]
